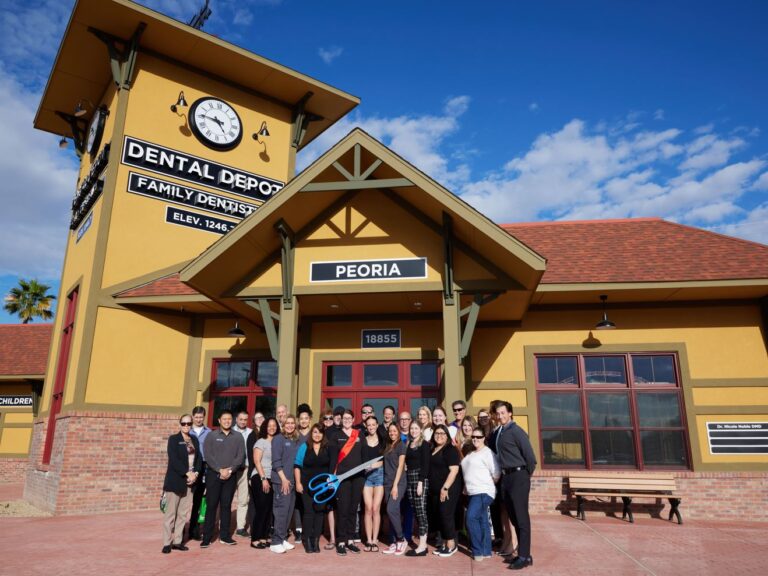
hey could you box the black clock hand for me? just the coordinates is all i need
[206,115,225,133]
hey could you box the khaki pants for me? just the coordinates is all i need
[235,468,250,530]
[163,487,193,546]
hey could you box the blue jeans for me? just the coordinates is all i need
[466,493,494,558]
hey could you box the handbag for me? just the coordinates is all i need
[197,496,207,524]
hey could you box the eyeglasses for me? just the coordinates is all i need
[471,435,485,440]
[452,407,465,413]
[433,431,447,436]
[180,422,193,426]
[323,416,334,421]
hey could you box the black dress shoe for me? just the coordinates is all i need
[171,544,188,551]
[347,543,361,554]
[405,548,428,557]
[508,556,533,570]
[200,540,211,548]
[162,545,172,554]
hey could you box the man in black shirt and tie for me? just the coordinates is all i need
[495,401,537,570]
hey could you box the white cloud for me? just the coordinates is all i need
[679,134,745,172]
[529,102,540,112]
[318,46,343,65]
[716,203,768,245]
[653,109,665,120]
[298,96,472,189]
[0,66,78,277]
[753,172,768,191]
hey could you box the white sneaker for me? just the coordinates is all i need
[382,543,397,555]
[282,539,295,550]
[270,543,286,554]
[394,540,408,556]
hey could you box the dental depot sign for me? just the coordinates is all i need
[121,136,284,201]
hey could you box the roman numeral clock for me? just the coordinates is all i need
[189,96,243,151]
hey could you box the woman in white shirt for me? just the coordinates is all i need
[460,431,500,561]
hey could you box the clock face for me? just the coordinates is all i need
[189,97,243,151]
[86,107,107,156]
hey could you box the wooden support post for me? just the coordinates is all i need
[442,297,465,406]
[276,296,299,411]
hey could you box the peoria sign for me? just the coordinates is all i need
[310,258,428,282]
[121,137,284,201]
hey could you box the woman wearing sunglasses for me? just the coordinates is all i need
[460,429,500,561]
[161,414,202,553]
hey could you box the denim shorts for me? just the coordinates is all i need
[364,466,384,487]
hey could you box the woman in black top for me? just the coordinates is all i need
[295,423,334,553]
[428,424,462,557]
[381,422,407,555]
[161,414,202,553]
[404,420,430,556]
[330,408,365,556]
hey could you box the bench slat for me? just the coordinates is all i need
[573,491,680,498]
[570,483,677,491]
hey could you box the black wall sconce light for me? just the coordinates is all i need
[170,91,188,113]
[252,121,270,143]
[595,294,616,330]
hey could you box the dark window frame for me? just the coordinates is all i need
[535,352,690,471]
[208,358,278,426]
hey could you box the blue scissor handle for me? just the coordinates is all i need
[309,472,339,504]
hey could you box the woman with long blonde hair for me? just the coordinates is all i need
[404,420,430,556]
[416,405,433,442]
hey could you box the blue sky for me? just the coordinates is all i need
[1,0,767,323]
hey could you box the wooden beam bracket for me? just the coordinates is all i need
[276,219,295,309]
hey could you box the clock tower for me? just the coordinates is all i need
[26,0,357,513]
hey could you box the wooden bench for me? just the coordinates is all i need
[568,472,682,524]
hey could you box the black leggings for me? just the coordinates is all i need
[301,491,327,540]
[249,474,273,541]
[428,487,459,541]
[336,474,365,542]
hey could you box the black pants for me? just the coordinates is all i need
[428,488,459,541]
[203,469,237,542]
[501,471,532,558]
[249,474,273,541]
[490,492,503,541]
[188,462,207,535]
[301,491,327,540]
[336,474,365,542]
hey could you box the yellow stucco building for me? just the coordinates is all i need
[17,0,768,518]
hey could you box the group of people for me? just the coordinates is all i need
[161,399,537,569]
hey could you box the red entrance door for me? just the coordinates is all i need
[321,360,440,424]
[208,358,278,426]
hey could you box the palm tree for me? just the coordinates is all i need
[3,279,56,323]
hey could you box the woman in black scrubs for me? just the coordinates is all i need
[428,424,462,557]
[330,409,365,556]
[295,423,334,553]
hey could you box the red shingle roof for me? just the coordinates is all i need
[0,323,52,377]
[503,218,768,284]
[114,273,200,298]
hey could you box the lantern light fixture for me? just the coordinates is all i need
[595,294,616,330]
[170,91,188,113]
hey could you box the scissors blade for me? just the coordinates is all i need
[335,457,382,482]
